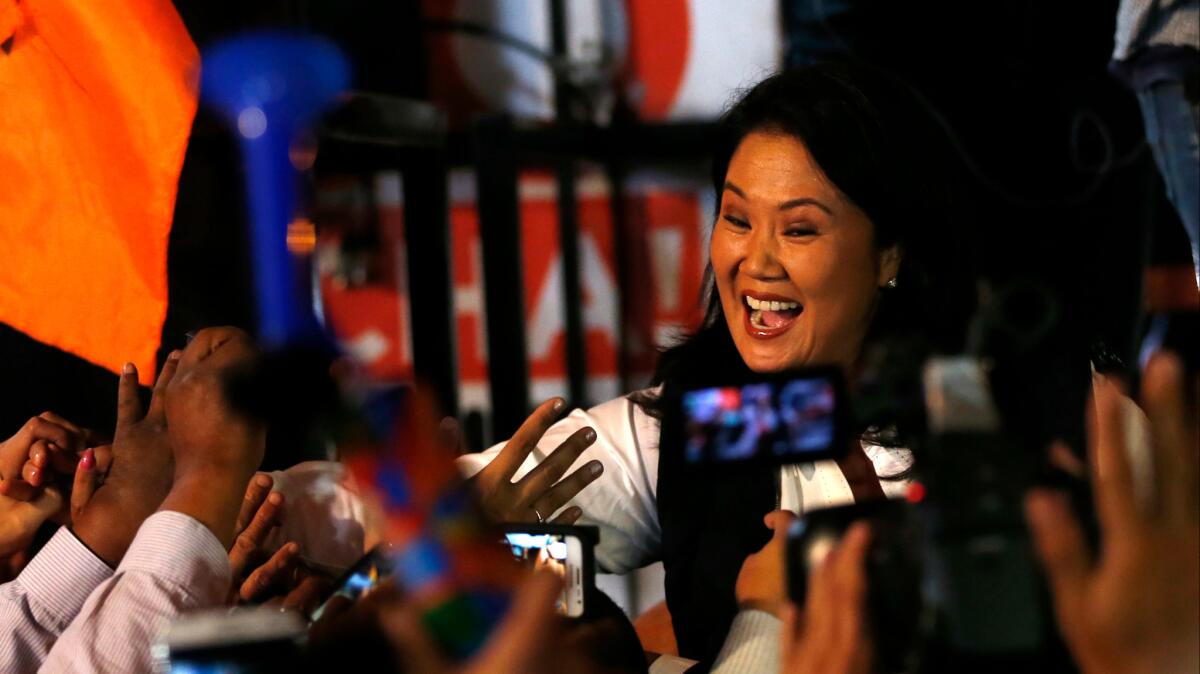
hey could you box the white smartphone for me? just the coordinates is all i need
[502,528,593,617]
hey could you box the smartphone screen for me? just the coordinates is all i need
[309,544,395,622]
[681,368,846,465]
[503,531,586,617]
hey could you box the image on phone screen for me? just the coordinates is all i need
[309,545,394,622]
[503,532,585,617]
[682,371,842,464]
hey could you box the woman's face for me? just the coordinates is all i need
[711,130,900,372]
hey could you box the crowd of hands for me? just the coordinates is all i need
[0,325,1196,674]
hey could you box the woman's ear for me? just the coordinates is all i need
[878,245,903,287]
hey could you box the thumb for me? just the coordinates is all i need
[70,449,98,521]
[763,509,798,536]
[1025,490,1090,618]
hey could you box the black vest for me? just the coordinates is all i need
[651,333,777,667]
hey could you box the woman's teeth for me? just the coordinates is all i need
[745,296,799,312]
[745,295,801,330]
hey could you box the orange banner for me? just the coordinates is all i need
[0,0,198,385]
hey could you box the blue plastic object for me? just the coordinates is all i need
[200,33,350,348]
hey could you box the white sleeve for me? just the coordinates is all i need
[456,393,662,574]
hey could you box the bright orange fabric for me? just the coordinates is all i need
[0,0,198,385]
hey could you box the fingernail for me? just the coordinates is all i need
[168,349,183,361]
[584,428,596,443]
[287,542,299,554]
[123,362,135,374]
[268,492,283,505]
[588,461,603,477]
[553,398,566,412]
[254,474,272,488]
[79,448,95,471]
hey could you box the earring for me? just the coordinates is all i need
[886,277,898,288]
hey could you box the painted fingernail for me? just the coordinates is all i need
[553,398,566,412]
[254,474,272,488]
[79,448,95,471]
[268,492,283,505]
[123,362,135,374]
[584,428,596,443]
[588,461,603,476]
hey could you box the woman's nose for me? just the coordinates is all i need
[742,228,786,279]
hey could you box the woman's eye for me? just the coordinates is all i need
[785,226,817,237]
[723,214,750,229]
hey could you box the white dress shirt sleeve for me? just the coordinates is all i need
[457,393,664,574]
[39,510,232,674]
[0,526,114,672]
[710,608,783,674]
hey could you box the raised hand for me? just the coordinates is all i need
[780,522,874,674]
[158,327,267,549]
[1025,353,1199,674]
[0,413,89,500]
[735,510,795,617]
[470,398,601,525]
[71,353,180,566]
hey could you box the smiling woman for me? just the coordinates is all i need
[457,62,978,665]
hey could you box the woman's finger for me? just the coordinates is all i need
[239,542,300,603]
[235,474,274,535]
[230,491,284,579]
[70,448,98,520]
[518,427,597,498]
[530,460,604,517]
[35,412,86,453]
[490,398,566,483]
[20,459,42,488]
[548,505,583,525]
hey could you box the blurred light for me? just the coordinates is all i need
[289,133,318,171]
[906,482,926,504]
[286,217,317,254]
[237,106,267,139]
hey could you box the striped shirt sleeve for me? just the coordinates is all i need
[0,526,114,672]
[38,510,231,674]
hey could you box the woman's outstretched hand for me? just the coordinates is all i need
[469,398,602,525]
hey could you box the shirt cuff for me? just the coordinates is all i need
[711,609,783,674]
[119,511,231,604]
[16,526,114,628]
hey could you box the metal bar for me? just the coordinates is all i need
[402,148,458,418]
[549,0,588,408]
[473,114,530,441]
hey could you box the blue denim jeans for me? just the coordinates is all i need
[1137,79,1200,288]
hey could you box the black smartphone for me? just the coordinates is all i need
[787,499,924,672]
[501,524,598,618]
[679,366,849,466]
[309,543,395,622]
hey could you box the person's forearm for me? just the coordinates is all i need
[159,467,254,550]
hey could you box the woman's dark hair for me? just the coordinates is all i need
[633,62,977,446]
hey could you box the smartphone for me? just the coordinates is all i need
[158,607,306,673]
[309,543,395,623]
[787,499,924,672]
[501,524,597,618]
[679,366,848,466]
